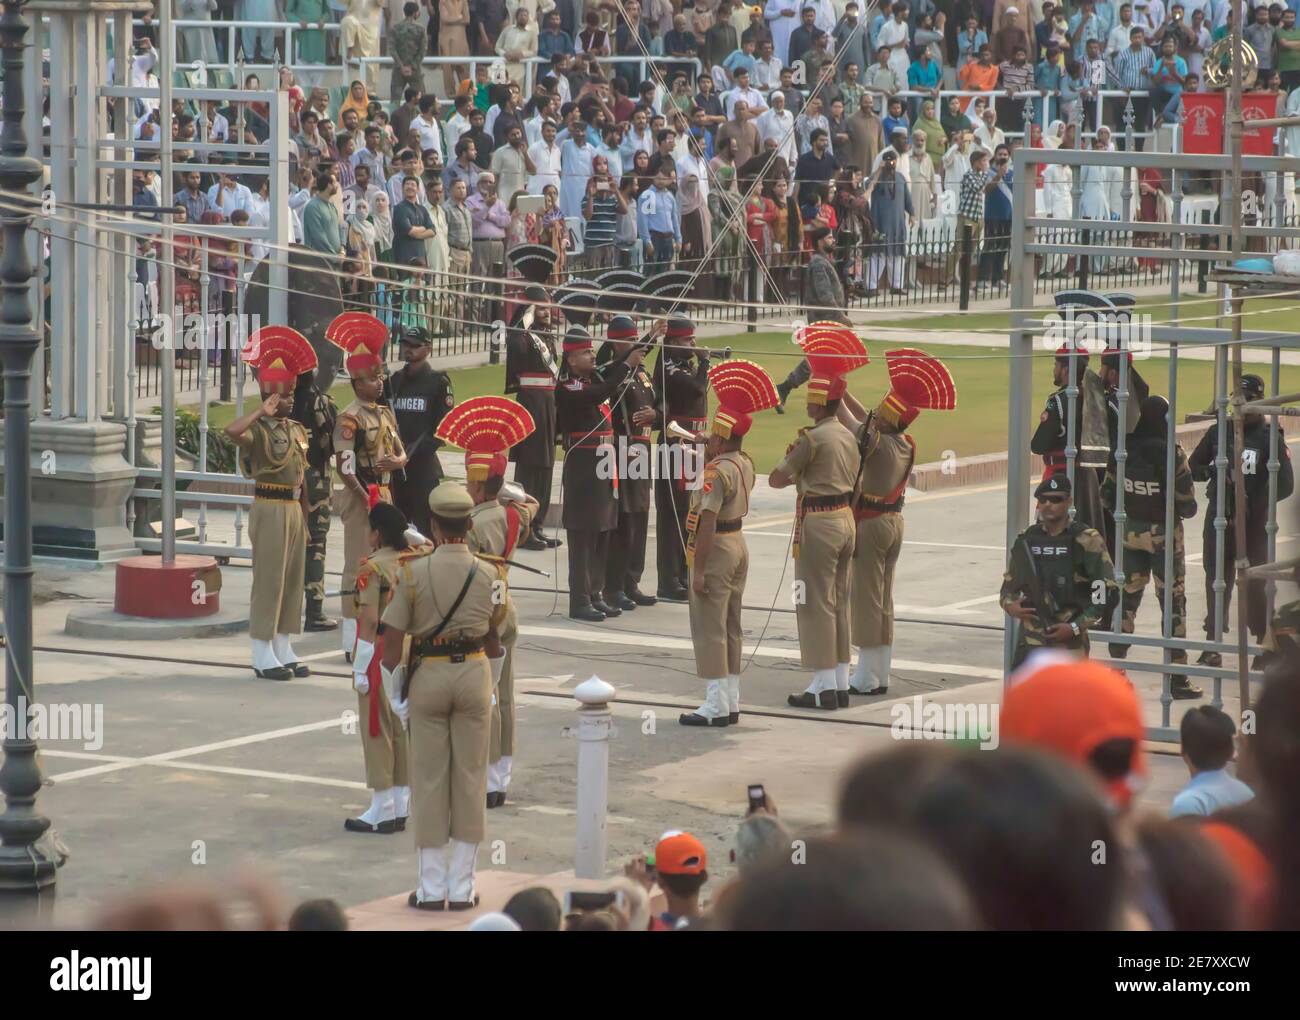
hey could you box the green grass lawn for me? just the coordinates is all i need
[193,327,1300,476]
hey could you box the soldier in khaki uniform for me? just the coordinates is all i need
[347,502,432,834]
[228,327,317,682]
[835,348,956,695]
[381,482,508,911]
[327,313,409,658]
[769,327,869,710]
[680,361,778,729]
[435,395,539,807]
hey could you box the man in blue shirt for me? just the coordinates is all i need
[637,168,682,270]
[1036,40,1066,123]
[1170,706,1254,817]
[1149,35,1190,124]
[978,144,1014,291]
[1068,0,1106,60]
[538,10,574,61]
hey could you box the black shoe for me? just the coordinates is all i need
[787,691,837,710]
[1108,643,1130,659]
[447,894,481,912]
[304,612,338,632]
[607,591,637,611]
[408,891,446,911]
[679,712,729,727]
[520,535,547,551]
[254,666,294,681]
[728,712,739,725]
[592,598,622,617]
[286,662,311,678]
[345,817,398,834]
[1170,676,1203,700]
[487,791,505,809]
[847,685,890,696]
[569,603,606,622]
[536,530,561,548]
[395,816,407,831]
[836,690,850,708]
[344,652,353,665]
[1197,650,1223,667]
[657,587,689,603]
[628,589,658,607]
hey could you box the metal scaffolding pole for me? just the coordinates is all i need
[159,0,176,563]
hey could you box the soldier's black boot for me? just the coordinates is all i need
[1170,675,1203,700]
[591,594,622,617]
[569,599,605,623]
[1197,650,1222,667]
[627,588,658,607]
[304,600,337,631]
[606,590,637,611]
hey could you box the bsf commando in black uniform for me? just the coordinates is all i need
[1001,475,1117,671]
[598,315,664,610]
[1189,374,1295,665]
[653,317,710,602]
[385,326,453,538]
[506,285,562,551]
[556,326,638,621]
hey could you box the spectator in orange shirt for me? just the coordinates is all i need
[959,44,1001,94]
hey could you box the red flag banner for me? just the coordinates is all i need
[1181,91,1225,154]
[1242,92,1281,156]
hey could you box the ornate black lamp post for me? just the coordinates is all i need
[0,0,58,916]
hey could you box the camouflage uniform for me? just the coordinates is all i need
[292,377,338,626]
[1000,520,1116,670]
[1101,442,1197,665]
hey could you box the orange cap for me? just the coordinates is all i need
[654,831,707,876]
[1001,660,1146,807]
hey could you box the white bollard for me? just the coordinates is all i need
[572,675,616,879]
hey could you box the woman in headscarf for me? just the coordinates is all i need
[1080,135,1114,274]
[345,199,376,305]
[708,162,745,302]
[1136,166,1168,271]
[916,100,946,167]
[539,183,568,281]
[941,94,968,142]
[337,80,371,130]
[369,190,396,327]
[1041,148,1072,277]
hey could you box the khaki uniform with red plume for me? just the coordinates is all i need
[327,313,408,648]
[848,348,956,695]
[235,327,317,680]
[437,397,537,801]
[680,361,778,728]
[777,324,868,707]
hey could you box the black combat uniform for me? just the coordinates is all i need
[505,296,561,547]
[556,329,632,621]
[385,341,453,538]
[1188,376,1294,646]
[653,321,710,600]
[598,318,661,609]
[291,371,338,629]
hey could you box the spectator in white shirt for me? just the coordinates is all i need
[974,107,1005,151]
[756,90,798,166]
[620,107,656,163]
[528,119,562,193]
[204,101,230,142]
[413,96,443,159]
[288,165,314,244]
[724,69,768,118]
[207,171,253,219]
[444,94,473,159]
[754,39,784,91]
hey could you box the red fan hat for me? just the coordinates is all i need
[242,325,318,394]
[435,395,537,482]
[326,312,389,380]
[798,323,869,406]
[877,348,957,428]
[708,360,779,438]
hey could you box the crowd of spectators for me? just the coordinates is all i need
[126,0,1300,329]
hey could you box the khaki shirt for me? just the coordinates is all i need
[382,542,507,641]
[776,416,860,497]
[467,500,535,560]
[334,399,405,484]
[693,450,754,522]
[353,542,433,617]
[239,417,308,488]
[857,426,915,507]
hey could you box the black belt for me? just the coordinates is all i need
[857,496,904,515]
[651,230,675,240]
[412,635,485,659]
[716,518,743,533]
[254,484,297,501]
[802,492,852,512]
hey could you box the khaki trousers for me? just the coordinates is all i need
[795,508,854,670]
[248,498,306,641]
[688,534,748,678]
[489,606,518,763]
[408,653,492,847]
[357,684,410,790]
[852,513,905,648]
[334,486,370,620]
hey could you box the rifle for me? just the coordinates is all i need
[1012,537,1055,637]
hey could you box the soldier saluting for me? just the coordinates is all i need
[381,482,508,912]
[327,313,409,659]
[1002,475,1117,671]
[436,396,540,809]
[770,330,869,711]
[227,327,317,682]
[653,317,710,603]
[598,314,666,610]
[556,326,640,621]
[386,325,454,539]
[680,360,777,729]
[506,284,563,551]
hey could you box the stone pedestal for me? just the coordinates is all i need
[0,418,137,561]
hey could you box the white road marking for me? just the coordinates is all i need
[516,624,1002,680]
[932,593,1005,611]
[300,648,348,662]
[518,804,636,824]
